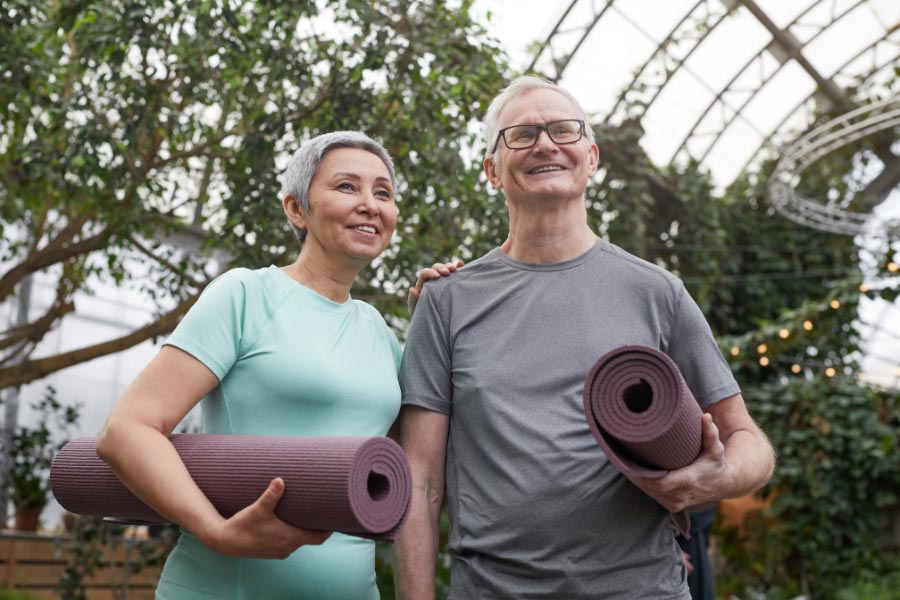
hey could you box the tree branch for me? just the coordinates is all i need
[0,300,75,356]
[0,292,202,390]
[0,212,98,304]
[127,234,205,289]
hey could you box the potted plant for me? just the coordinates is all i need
[6,386,80,531]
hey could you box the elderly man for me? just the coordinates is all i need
[394,76,774,599]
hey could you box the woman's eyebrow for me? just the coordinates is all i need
[331,173,391,185]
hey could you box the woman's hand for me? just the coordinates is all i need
[201,477,332,559]
[407,260,464,314]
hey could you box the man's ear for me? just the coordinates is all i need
[484,156,503,190]
[283,195,307,229]
[587,143,600,176]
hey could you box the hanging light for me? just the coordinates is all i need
[778,328,790,339]
[757,343,768,354]
[730,346,740,356]
[803,320,814,331]
[825,367,836,377]
[759,357,770,366]
[791,364,801,374]
[830,300,841,309]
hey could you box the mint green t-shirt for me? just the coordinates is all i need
[155,266,402,600]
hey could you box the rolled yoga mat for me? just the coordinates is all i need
[50,435,412,542]
[582,345,708,537]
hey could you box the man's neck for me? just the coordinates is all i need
[500,197,598,264]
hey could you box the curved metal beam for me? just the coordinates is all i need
[768,94,900,237]
[738,33,900,177]
[738,0,850,108]
[526,0,618,82]
[604,0,733,124]
[670,0,861,165]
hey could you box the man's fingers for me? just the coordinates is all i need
[702,413,725,458]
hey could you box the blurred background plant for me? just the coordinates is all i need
[5,386,79,529]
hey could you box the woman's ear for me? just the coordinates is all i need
[283,195,306,229]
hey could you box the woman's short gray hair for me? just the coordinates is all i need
[280,131,396,243]
[483,76,595,162]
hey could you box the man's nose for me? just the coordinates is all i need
[532,128,557,151]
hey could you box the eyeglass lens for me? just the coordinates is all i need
[503,120,583,149]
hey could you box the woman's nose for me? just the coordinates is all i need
[358,192,380,214]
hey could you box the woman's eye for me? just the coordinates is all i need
[338,182,356,191]
[376,189,393,199]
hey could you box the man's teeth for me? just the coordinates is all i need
[530,166,563,174]
[355,225,376,233]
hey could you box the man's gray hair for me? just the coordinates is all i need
[483,76,595,161]
[280,131,396,243]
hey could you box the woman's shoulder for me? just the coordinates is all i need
[351,298,389,325]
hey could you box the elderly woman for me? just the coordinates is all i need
[97,131,457,599]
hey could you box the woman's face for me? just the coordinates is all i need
[297,147,398,266]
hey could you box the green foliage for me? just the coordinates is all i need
[56,516,177,600]
[0,0,508,388]
[719,378,900,597]
[835,568,900,600]
[6,386,80,509]
[0,590,44,600]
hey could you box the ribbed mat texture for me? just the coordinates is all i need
[583,345,708,537]
[50,435,412,542]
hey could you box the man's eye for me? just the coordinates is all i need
[510,128,536,142]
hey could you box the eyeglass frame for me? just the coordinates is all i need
[491,119,587,153]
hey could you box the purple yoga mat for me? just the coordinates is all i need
[583,345,707,537]
[50,435,411,541]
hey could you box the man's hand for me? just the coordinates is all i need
[626,413,734,513]
[407,260,464,314]
[682,551,694,575]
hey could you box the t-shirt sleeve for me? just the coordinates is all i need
[666,282,740,407]
[389,328,403,372]
[164,270,250,381]
[399,284,453,414]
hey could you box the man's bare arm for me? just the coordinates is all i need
[394,405,450,600]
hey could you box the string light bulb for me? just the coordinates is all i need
[825,367,836,377]
[730,347,740,356]
[778,328,789,339]
[791,364,801,374]
[759,357,769,366]
[830,300,841,309]
[757,343,768,354]
[803,320,814,331]
[888,262,898,273]
[859,284,869,293]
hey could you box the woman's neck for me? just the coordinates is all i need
[281,252,359,303]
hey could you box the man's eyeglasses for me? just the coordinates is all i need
[492,119,585,153]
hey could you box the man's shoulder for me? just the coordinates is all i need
[596,241,682,293]
[421,248,505,294]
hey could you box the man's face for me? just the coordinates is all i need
[484,88,599,205]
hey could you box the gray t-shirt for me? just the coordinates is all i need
[400,240,740,599]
